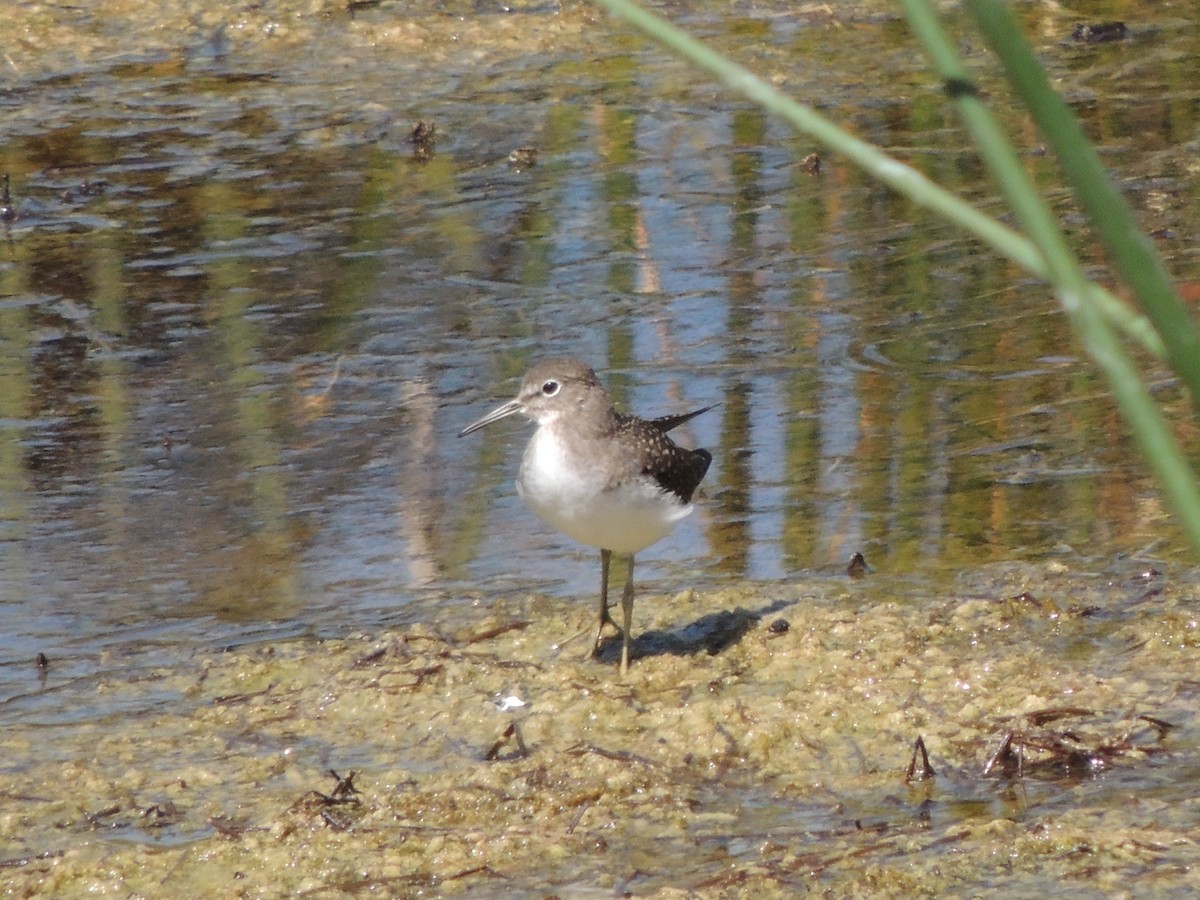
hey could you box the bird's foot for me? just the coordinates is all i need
[589,607,626,657]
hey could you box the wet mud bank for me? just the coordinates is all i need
[4,563,1199,895]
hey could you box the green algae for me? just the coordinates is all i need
[3,563,1198,896]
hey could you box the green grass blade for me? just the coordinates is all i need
[592,0,1200,556]
[965,0,1200,407]
[589,0,1162,357]
[904,0,1200,555]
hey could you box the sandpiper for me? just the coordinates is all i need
[459,357,713,674]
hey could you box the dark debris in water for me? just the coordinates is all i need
[409,120,437,161]
[286,770,367,834]
[483,722,530,762]
[982,707,1174,780]
[1071,22,1129,44]
[906,735,937,783]
[1,173,15,223]
[319,769,363,803]
[140,800,185,829]
[0,850,64,871]
[507,146,538,170]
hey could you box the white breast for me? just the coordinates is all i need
[516,426,692,555]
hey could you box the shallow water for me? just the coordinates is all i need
[2,1,1200,858]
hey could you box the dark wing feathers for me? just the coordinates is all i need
[610,408,713,502]
[648,404,718,435]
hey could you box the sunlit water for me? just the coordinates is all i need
[1,3,1198,737]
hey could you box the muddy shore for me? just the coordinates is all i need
[4,563,1198,895]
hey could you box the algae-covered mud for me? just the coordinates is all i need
[4,564,1199,895]
[5,0,1200,895]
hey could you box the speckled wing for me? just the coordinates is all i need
[610,410,713,503]
[648,404,716,435]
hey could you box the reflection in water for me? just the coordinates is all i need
[0,2,1198,720]
[398,376,442,589]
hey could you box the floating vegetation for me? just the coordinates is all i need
[3,564,1198,894]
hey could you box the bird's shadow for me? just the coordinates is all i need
[595,597,795,666]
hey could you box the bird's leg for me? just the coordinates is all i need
[591,548,622,658]
[619,554,636,675]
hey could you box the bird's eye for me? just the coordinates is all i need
[541,379,560,396]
